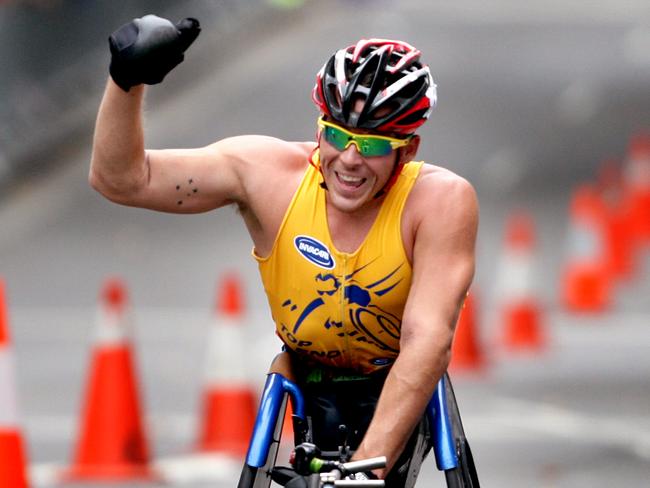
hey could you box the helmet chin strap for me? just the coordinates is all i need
[373,151,403,199]
[308,145,329,190]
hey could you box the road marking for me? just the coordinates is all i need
[154,453,242,484]
[27,414,244,486]
[30,453,241,487]
[463,395,650,460]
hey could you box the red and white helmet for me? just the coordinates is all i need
[312,39,437,135]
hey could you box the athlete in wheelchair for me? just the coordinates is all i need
[233,38,479,487]
[91,14,479,487]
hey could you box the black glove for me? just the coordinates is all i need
[108,14,201,92]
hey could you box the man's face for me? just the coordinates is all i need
[318,122,419,214]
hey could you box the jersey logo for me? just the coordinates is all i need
[294,235,335,269]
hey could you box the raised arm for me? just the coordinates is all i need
[90,78,251,213]
[353,170,479,476]
[88,14,297,214]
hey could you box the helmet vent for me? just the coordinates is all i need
[398,108,430,126]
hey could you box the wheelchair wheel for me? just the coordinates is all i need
[238,459,276,488]
[238,464,266,488]
[442,373,480,488]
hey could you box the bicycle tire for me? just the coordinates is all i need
[442,372,480,488]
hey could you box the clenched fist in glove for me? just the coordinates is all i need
[108,14,201,92]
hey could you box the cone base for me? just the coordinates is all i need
[0,431,29,488]
[562,264,610,313]
[628,191,650,243]
[450,293,485,373]
[61,464,160,483]
[502,302,544,352]
[450,355,485,373]
[450,337,485,372]
[197,388,256,456]
[605,210,636,281]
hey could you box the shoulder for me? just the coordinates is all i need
[201,136,315,254]
[404,163,478,249]
[209,135,314,171]
[411,163,478,218]
[210,135,315,202]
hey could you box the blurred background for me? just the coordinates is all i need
[1,0,650,487]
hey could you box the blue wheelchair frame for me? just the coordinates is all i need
[244,372,459,472]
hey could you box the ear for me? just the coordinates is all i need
[399,135,420,163]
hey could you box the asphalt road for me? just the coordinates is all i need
[2,1,650,487]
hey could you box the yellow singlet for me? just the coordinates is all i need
[254,160,424,374]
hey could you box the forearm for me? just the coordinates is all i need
[89,79,148,198]
[353,336,451,476]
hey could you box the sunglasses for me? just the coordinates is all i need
[317,117,412,157]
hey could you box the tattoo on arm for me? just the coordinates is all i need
[175,178,199,205]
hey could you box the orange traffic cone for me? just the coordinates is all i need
[596,158,637,281]
[450,292,484,372]
[497,211,545,352]
[560,184,611,312]
[281,400,294,444]
[0,280,30,488]
[64,278,157,482]
[622,132,650,246]
[196,273,256,456]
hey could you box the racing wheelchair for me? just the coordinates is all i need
[237,360,480,487]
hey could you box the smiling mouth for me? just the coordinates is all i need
[335,171,366,189]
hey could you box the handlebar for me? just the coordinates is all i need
[331,481,384,487]
[290,442,386,488]
[315,457,386,487]
[302,455,387,486]
[292,442,386,487]
[339,457,387,473]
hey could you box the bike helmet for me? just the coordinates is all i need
[312,39,436,135]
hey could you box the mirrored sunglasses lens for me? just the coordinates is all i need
[325,126,349,150]
[358,138,392,156]
[323,122,395,156]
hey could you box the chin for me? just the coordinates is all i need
[328,190,371,214]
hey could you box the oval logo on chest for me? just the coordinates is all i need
[294,235,335,269]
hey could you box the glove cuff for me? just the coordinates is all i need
[109,58,138,92]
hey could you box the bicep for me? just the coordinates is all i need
[128,135,280,214]
[135,145,240,213]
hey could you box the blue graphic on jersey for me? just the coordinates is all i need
[371,357,393,366]
[282,261,404,353]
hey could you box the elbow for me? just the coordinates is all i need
[88,165,119,201]
[88,163,143,205]
[426,334,452,373]
[88,166,104,194]
[399,321,454,382]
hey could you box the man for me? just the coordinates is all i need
[90,15,478,486]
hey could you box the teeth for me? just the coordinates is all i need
[338,173,363,183]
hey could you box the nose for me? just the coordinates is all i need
[339,141,363,164]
